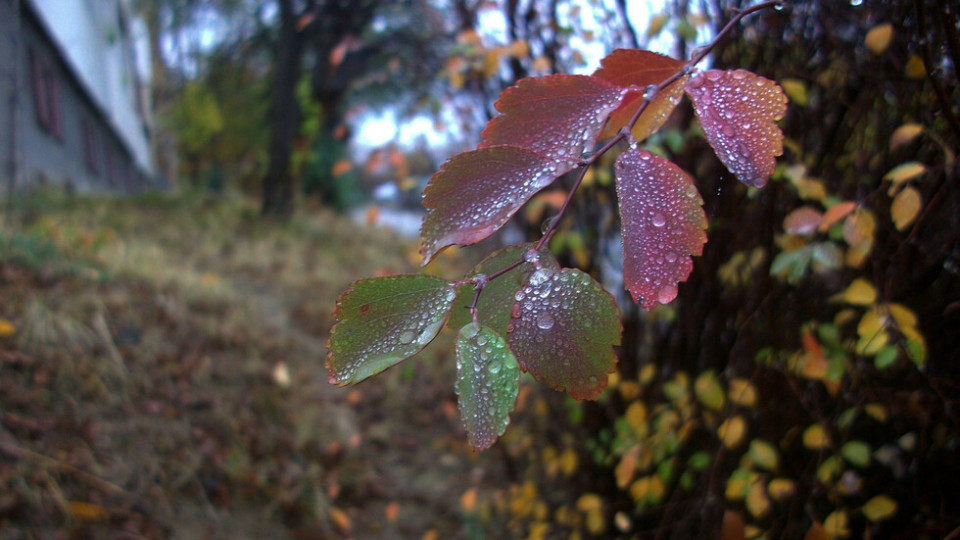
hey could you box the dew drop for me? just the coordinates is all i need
[476,334,488,346]
[399,330,415,344]
[652,212,667,227]
[658,284,678,304]
[665,251,678,263]
[488,361,501,374]
[536,312,555,330]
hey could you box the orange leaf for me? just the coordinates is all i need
[819,201,856,232]
[332,159,353,177]
[461,488,478,513]
[329,507,351,531]
[385,501,399,521]
[721,510,746,540]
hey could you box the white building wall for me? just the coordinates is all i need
[29,0,154,175]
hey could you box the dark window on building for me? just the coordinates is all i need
[82,118,101,175]
[29,47,62,139]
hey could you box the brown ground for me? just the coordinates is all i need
[0,192,550,539]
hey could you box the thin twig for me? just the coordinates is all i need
[0,440,130,496]
[466,0,782,308]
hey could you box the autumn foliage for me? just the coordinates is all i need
[327,26,788,451]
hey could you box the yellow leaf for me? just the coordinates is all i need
[639,363,656,386]
[531,56,552,74]
[865,23,893,54]
[647,13,669,38]
[746,482,771,519]
[767,478,797,501]
[803,423,831,450]
[891,185,921,230]
[886,302,918,330]
[780,78,808,106]
[560,448,578,476]
[883,161,927,184]
[856,309,889,355]
[718,415,747,449]
[69,501,107,520]
[727,378,757,408]
[865,403,889,422]
[816,456,843,485]
[483,47,504,78]
[823,510,850,538]
[889,123,923,150]
[842,208,876,247]
[625,401,647,431]
[862,494,898,522]
[585,506,606,535]
[620,381,641,400]
[905,54,926,78]
[576,493,603,512]
[629,476,649,502]
[830,278,877,306]
[694,370,726,411]
[0,318,15,337]
[749,439,780,471]
[506,39,529,58]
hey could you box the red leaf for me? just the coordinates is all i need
[593,49,688,140]
[480,74,626,169]
[784,206,824,235]
[506,267,621,400]
[684,69,787,188]
[420,146,559,263]
[615,148,707,310]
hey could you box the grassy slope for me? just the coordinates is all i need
[0,191,520,538]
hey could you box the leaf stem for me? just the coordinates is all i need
[467,0,781,313]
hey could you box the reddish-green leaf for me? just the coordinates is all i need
[592,49,688,140]
[506,267,621,400]
[456,323,520,450]
[448,244,560,334]
[326,275,456,385]
[614,148,707,310]
[480,74,627,166]
[420,146,559,263]
[684,69,787,188]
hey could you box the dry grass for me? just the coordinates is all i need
[0,189,515,538]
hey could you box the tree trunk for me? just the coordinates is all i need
[261,0,306,218]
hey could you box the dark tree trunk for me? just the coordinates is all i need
[261,0,309,218]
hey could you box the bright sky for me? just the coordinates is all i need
[353,0,701,156]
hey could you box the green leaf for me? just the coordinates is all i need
[456,323,520,450]
[326,275,456,386]
[507,267,621,400]
[448,243,559,333]
[688,451,711,471]
[841,440,871,468]
[874,345,899,369]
